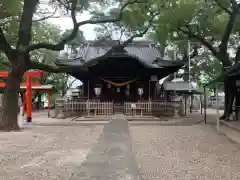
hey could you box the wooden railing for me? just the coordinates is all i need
[86,101,113,116]
[55,99,183,118]
[55,99,113,117]
[124,100,182,116]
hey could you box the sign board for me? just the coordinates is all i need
[131,103,136,109]
[150,75,158,81]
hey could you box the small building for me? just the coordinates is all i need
[56,40,185,103]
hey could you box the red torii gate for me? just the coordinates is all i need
[0,70,52,122]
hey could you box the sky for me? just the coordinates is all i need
[49,11,97,40]
[40,0,96,40]
[49,12,96,88]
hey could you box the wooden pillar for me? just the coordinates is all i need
[83,80,88,97]
[148,80,151,101]
[26,75,32,122]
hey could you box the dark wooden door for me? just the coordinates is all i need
[114,86,125,103]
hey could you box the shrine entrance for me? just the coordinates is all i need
[112,86,125,103]
[100,78,137,103]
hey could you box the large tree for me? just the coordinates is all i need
[1,6,71,109]
[123,0,240,120]
[0,0,145,131]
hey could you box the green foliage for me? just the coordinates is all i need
[0,0,23,19]
[119,0,240,86]
[0,1,78,96]
[192,55,223,85]
[62,29,85,47]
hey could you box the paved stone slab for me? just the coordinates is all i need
[71,114,139,180]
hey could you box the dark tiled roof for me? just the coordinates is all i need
[58,40,162,66]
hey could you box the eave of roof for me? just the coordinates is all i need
[55,53,186,69]
[58,40,162,65]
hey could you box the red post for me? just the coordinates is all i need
[47,91,51,118]
[26,75,32,122]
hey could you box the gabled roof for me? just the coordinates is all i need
[57,40,186,69]
[57,40,161,65]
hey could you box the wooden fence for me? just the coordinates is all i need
[55,99,183,118]
[55,99,113,117]
[124,101,182,116]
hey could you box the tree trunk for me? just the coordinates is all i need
[235,89,240,120]
[0,59,26,131]
[220,77,234,120]
[226,86,234,120]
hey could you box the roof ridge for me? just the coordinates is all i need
[86,40,155,47]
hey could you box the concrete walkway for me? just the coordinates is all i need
[71,114,139,180]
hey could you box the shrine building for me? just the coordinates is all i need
[56,40,185,103]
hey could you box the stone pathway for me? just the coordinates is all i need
[2,111,240,180]
[71,114,139,180]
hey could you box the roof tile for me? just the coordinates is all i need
[58,40,162,66]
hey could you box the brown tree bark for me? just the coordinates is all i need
[220,76,236,120]
[0,55,26,131]
[225,80,234,120]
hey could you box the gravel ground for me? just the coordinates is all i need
[130,123,240,180]
[0,124,103,180]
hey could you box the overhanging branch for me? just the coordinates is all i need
[33,8,60,22]
[29,61,74,73]
[26,0,145,53]
[213,0,232,14]
[0,28,13,59]
[124,13,158,44]
[109,11,159,51]
[219,9,237,52]
[178,27,220,60]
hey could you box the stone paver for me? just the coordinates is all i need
[71,114,139,180]
[0,124,104,180]
[130,122,240,180]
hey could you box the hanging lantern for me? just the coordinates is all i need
[94,87,101,96]
[107,83,111,88]
[116,87,120,92]
[138,88,144,97]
